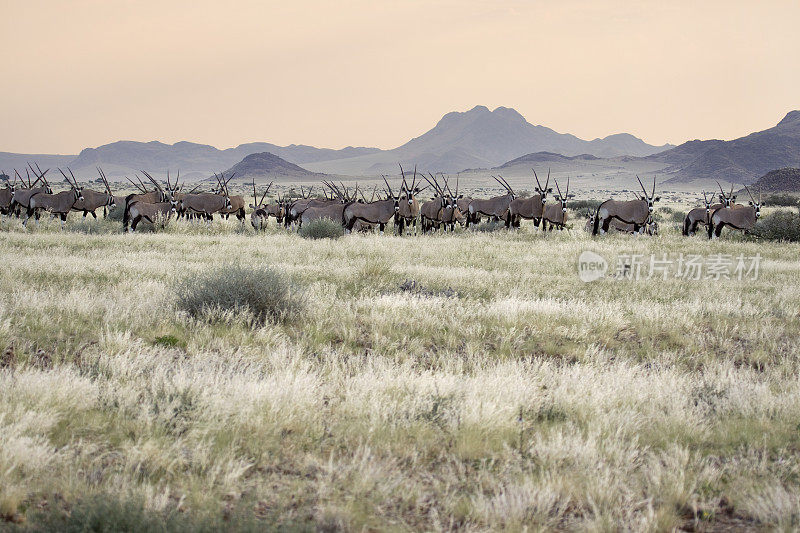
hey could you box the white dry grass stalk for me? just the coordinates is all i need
[0,219,798,529]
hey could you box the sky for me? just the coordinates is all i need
[2,0,799,154]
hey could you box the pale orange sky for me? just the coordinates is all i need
[2,0,799,154]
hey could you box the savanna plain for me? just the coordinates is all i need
[1,211,800,532]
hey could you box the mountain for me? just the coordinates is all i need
[741,168,800,193]
[497,151,600,168]
[221,152,322,181]
[65,140,380,179]
[303,105,672,174]
[0,152,76,175]
[659,111,800,183]
[1,105,671,178]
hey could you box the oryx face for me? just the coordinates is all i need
[646,196,660,213]
[749,201,761,218]
[74,187,85,202]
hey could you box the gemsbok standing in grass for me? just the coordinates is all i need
[72,167,116,219]
[708,185,762,239]
[179,172,234,224]
[344,176,402,234]
[11,164,53,223]
[395,165,423,236]
[584,205,658,235]
[126,197,178,232]
[468,175,516,227]
[592,176,660,235]
[0,170,18,216]
[250,180,276,230]
[301,182,358,227]
[507,168,552,228]
[683,190,718,236]
[27,168,84,228]
[440,175,464,232]
[542,177,572,230]
[420,174,449,233]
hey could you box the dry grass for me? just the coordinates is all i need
[1,212,800,530]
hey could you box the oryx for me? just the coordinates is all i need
[285,186,327,228]
[11,164,53,222]
[343,176,402,234]
[592,175,660,235]
[708,184,761,239]
[300,182,358,227]
[0,170,18,215]
[584,206,658,235]
[439,175,464,232]
[507,169,552,228]
[457,196,478,227]
[72,167,116,219]
[27,168,84,228]
[683,190,719,236]
[178,172,234,223]
[126,198,178,232]
[468,175,515,226]
[542,177,572,231]
[122,172,174,227]
[249,180,276,230]
[420,173,460,233]
[395,165,423,236]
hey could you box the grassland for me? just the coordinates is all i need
[1,212,800,531]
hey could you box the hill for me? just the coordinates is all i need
[0,152,76,175]
[659,111,800,183]
[64,140,378,179]
[221,152,322,181]
[740,167,800,193]
[306,105,673,174]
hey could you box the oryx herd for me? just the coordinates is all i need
[0,163,769,240]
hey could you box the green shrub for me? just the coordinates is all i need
[749,209,800,242]
[175,263,302,325]
[764,193,799,207]
[670,210,686,223]
[19,494,266,532]
[153,334,184,349]
[106,204,125,221]
[472,220,506,232]
[570,199,602,213]
[299,218,343,239]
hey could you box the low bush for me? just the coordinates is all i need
[299,218,343,239]
[570,199,602,213]
[764,193,799,207]
[175,263,302,325]
[472,221,506,232]
[749,209,800,242]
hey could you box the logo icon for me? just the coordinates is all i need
[578,250,607,282]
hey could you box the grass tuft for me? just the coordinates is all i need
[174,263,303,325]
[299,218,343,239]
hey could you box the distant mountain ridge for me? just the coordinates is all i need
[0,105,672,178]
[304,105,673,174]
[66,140,378,179]
[658,111,800,183]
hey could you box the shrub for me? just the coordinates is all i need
[175,263,302,324]
[764,193,799,207]
[299,218,343,239]
[748,209,800,242]
[106,204,125,221]
[570,199,602,213]
[472,220,506,232]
